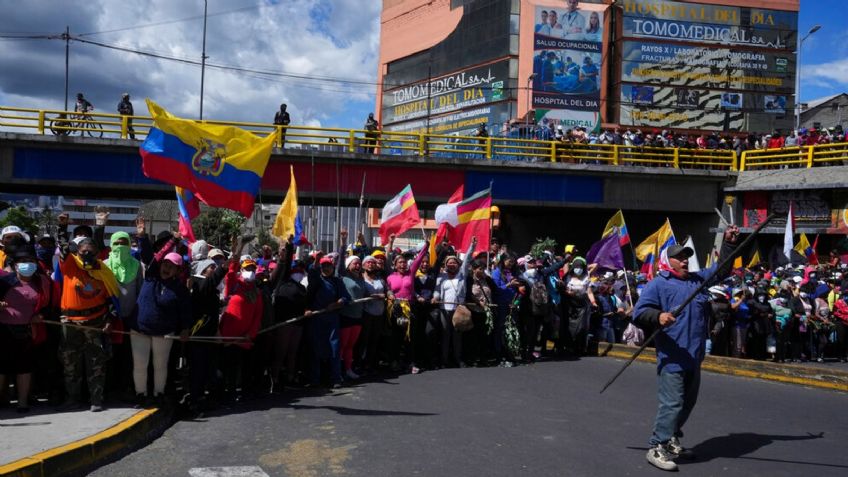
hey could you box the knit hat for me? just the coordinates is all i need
[190,240,210,261]
[191,258,216,277]
[345,255,361,269]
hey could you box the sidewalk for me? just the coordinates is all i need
[597,342,848,392]
[0,404,167,477]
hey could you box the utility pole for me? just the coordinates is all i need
[64,26,70,111]
[199,0,208,120]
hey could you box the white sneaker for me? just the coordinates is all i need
[646,444,678,471]
[345,369,360,380]
[668,436,695,460]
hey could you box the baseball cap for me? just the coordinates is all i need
[666,244,694,259]
[1,225,30,243]
[164,252,183,266]
[319,256,334,265]
[208,248,226,260]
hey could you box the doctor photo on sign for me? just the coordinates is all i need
[561,0,586,39]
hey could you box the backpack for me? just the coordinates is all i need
[530,279,550,316]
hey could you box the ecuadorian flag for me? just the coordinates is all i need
[635,219,675,279]
[140,100,275,217]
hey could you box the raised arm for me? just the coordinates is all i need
[409,238,429,276]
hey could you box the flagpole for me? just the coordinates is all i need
[335,159,341,252]
[487,181,493,270]
[356,172,367,240]
[310,152,316,251]
[621,268,635,310]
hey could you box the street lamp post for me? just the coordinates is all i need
[526,73,537,132]
[796,24,821,131]
[199,0,209,120]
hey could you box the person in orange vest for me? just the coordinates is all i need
[57,236,119,412]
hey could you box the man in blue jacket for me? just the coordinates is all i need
[634,225,738,471]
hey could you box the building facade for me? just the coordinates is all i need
[376,0,800,136]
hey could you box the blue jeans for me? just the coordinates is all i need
[649,367,701,446]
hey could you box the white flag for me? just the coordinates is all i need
[783,201,794,261]
[684,236,700,272]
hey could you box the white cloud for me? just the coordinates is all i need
[802,58,848,90]
[0,0,381,129]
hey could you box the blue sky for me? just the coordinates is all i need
[798,0,848,103]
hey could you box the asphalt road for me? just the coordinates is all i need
[89,357,848,477]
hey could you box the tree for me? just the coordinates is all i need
[0,206,38,239]
[256,228,279,251]
[191,208,246,249]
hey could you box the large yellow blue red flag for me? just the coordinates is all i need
[139,99,275,217]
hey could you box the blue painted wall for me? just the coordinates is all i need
[465,171,603,204]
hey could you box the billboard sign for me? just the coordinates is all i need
[531,2,606,131]
[620,0,797,50]
[382,60,511,125]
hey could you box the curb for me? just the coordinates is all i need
[597,342,848,393]
[0,407,172,477]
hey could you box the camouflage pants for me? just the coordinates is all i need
[60,315,111,405]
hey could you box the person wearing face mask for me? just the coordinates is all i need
[0,225,31,270]
[218,253,265,400]
[132,231,192,406]
[787,284,810,363]
[747,289,774,361]
[558,256,596,357]
[809,288,832,363]
[357,254,388,373]
[57,236,120,412]
[771,292,793,363]
[433,237,476,368]
[729,289,750,358]
[0,245,50,413]
[305,252,352,388]
[521,253,566,362]
[103,230,143,400]
[268,237,306,389]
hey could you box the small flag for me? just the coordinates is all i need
[378,185,421,245]
[272,166,298,240]
[683,236,700,272]
[431,184,464,267]
[602,210,631,246]
[747,249,761,268]
[794,233,818,265]
[176,186,199,243]
[635,219,675,279]
[783,201,795,261]
[586,232,625,272]
[435,188,491,253]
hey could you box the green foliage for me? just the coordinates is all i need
[0,206,38,239]
[529,237,558,259]
[192,209,246,248]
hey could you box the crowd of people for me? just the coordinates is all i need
[1,213,847,418]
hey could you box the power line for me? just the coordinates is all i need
[78,3,274,37]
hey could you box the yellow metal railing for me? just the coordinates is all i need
[739,142,848,170]
[18,104,846,172]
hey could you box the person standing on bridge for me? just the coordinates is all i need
[364,113,379,154]
[273,104,290,147]
[634,225,739,471]
[117,93,135,140]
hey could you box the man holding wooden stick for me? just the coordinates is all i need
[635,225,739,471]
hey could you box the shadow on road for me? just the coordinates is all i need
[682,432,848,469]
[288,404,436,417]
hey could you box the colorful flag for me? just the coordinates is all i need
[435,188,491,253]
[635,219,675,279]
[378,185,421,245]
[747,249,761,268]
[175,186,199,243]
[783,201,795,261]
[586,233,625,272]
[140,99,275,217]
[794,233,817,264]
[809,235,819,265]
[430,184,464,267]
[683,236,700,272]
[602,210,631,246]
[272,166,298,240]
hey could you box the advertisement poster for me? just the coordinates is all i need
[620,0,797,50]
[382,60,512,126]
[531,1,606,132]
[763,95,787,113]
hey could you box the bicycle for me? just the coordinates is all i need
[49,112,104,138]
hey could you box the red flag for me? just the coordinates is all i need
[431,185,464,266]
[435,188,491,253]
[378,185,421,245]
[809,234,820,265]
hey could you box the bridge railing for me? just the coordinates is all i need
[739,142,848,170]
[22,104,848,172]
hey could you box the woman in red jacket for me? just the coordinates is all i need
[219,243,263,400]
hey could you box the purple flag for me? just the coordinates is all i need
[586,233,625,272]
